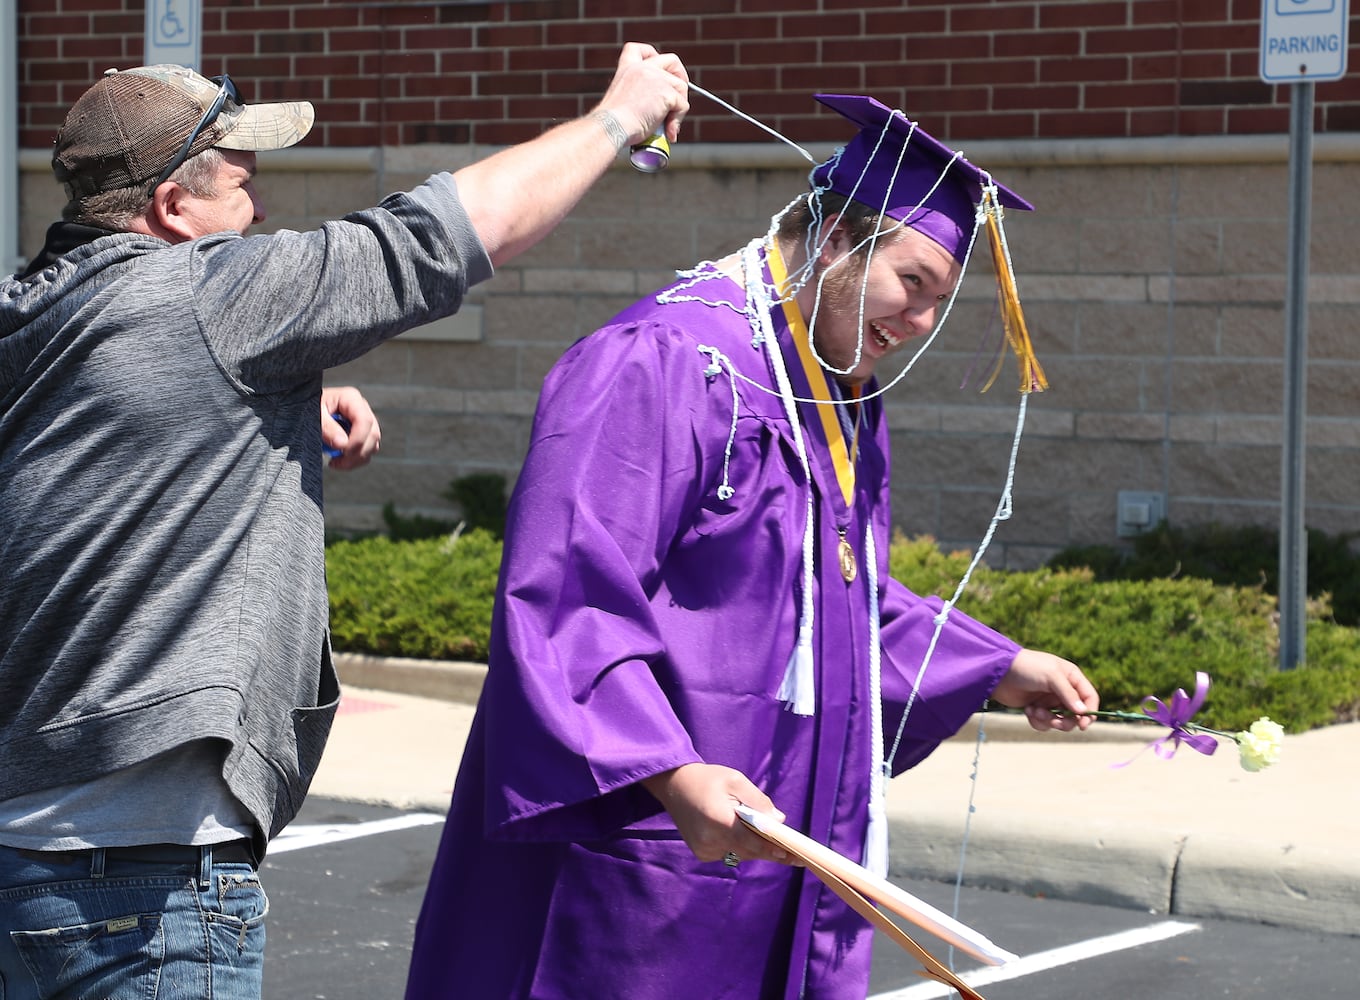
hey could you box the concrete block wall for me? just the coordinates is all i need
[14,1,1360,562]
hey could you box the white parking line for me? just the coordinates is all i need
[869,920,1202,999]
[269,813,445,854]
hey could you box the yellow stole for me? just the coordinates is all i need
[766,242,860,508]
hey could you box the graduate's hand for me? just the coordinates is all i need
[321,386,382,470]
[991,648,1100,732]
[642,763,793,866]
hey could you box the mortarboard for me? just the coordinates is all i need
[810,93,1032,265]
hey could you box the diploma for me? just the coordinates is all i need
[735,804,1017,990]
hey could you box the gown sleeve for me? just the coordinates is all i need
[479,320,719,842]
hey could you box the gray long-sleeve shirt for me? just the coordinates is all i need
[0,173,492,848]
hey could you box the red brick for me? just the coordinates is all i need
[586,0,657,16]
[782,63,864,93]
[824,0,916,8]
[822,36,904,63]
[927,86,991,114]
[545,20,619,45]
[951,3,1038,33]
[1226,51,1261,78]
[58,0,122,12]
[1131,0,1181,25]
[949,112,1036,141]
[441,49,505,74]
[1040,1,1127,29]
[905,34,991,61]
[508,96,583,121]
[480,23,547,47]
[1086,26,1180,55]
[1227,106,1290,133]
[89,12,141,35]
[700,15,784,42]
[1178,51,1231,79]
[294,55,365,79]
[1176,107,1228,134]
[666,41,738,67]
[1180,23,1259,51]
[508,47,580,72]
[870,61,948,90]
[691,65,777,95]
[784,12,870,39]
[739,39,818,68]
[1037,109,1128,137]
[479,72,550,97]
[1322,103,1360,131]
[505,1,579,22]
[866,8,946,33]
[295,7,363,30]
[1087,81,1179,110]
[622,18,700,45]
[1180,0,1232,22]
[994,84,1080,112]
[1040,56,1127,84]
[224,9,291,32]
[662,0,747,14]
[954,58,1039,87]
[1129,109,1179,136]
[261,31,327,55]
[993,31,1081,58]
[1180,80,1271,107]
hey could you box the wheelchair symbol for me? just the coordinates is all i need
[157,0,186,42]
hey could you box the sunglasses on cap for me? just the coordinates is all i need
[147,74,241,197]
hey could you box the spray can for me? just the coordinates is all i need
[629,129,670,172]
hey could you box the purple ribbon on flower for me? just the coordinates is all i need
[1139,671,1218,759]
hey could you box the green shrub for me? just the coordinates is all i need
[325,529,1360,733]
[893,534,1360,733]
[1047,522,1360,626]
[326,528,500,660]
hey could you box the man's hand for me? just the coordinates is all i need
[642,763,791,865]
[321,386,381,470]
[592,42,690,146]
[991,648,1101,732]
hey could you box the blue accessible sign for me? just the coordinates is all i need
[1261,0,1351,82]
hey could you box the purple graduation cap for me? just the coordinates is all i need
[810,94,1033,264]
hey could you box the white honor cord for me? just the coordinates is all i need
[863,521,888,878]
[745,241,817,717]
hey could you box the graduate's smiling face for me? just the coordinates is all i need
[804,222,960,387]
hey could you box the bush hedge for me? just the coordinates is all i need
[325,530,1360,733]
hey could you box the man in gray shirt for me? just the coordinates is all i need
[0,45,688,1000]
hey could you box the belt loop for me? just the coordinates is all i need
[197,844,213,890]
[90,847,106,879]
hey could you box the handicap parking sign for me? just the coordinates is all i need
[1260,0,1350,81]
[144,0,202,69]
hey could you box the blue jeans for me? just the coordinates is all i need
[0,842,268,1000]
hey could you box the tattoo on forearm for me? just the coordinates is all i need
[591,109,629,154]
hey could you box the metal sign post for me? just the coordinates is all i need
[1259,0,1350,670]
[145,0,203,69]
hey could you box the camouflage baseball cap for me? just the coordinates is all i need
[53,64,315,199]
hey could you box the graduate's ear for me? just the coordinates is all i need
[817,220,853,266]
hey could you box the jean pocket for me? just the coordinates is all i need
[11,911,163,1000]
[206,872,269,957]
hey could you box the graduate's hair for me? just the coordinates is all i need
[776,191,885,256]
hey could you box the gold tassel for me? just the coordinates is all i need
[979,186,1048,394]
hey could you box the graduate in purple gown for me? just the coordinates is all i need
[405,94,1100,1000]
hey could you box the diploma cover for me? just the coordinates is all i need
[736,805,1017,999]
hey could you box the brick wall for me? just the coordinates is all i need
[17,1,1360,150]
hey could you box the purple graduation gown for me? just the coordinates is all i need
[404,260,1020,1000]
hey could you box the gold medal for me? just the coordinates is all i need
[838,534,857,583]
